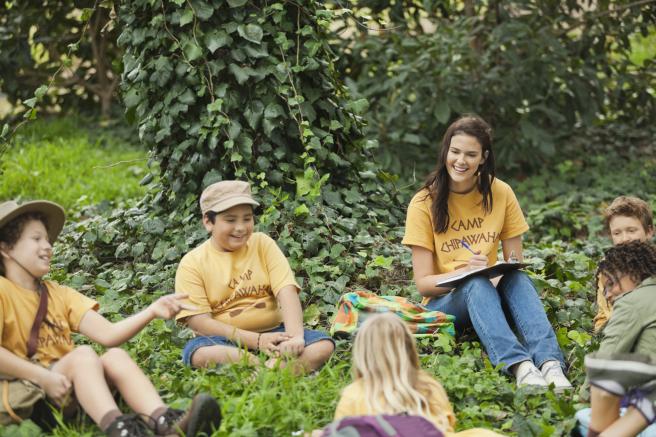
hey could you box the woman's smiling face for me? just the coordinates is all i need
[445,134,487,192]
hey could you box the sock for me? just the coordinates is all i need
[150,405,168,421]
[99,409,122,431]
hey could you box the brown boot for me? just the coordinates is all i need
[105,413,154,437]
[152,394,221,437]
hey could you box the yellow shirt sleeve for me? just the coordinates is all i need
[499,184,529,240]
[175,253,213,322]
[0,296,5,341]
[260,235,299,296]
[334,383,361,419]
[61,284,99,331]
[593,275,611,333]
[402,190,436,252]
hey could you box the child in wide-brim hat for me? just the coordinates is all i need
[0,200,221,436]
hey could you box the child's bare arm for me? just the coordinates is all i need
[276,286,305,356]
[0,347,71,404]
[78,293,194,347]
[277,286,304,337]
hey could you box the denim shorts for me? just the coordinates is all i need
[181,324,334,366]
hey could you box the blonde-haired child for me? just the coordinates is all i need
[333,313,504,437]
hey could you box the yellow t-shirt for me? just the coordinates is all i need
[175,232,300,332]
[0,276,98,367]
[593,275,611,333]
[334,372,504,437]
[402,179,529,302]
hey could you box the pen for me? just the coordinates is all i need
[460,239,478,255]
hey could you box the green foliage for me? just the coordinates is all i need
[40,123,655,435]
[331,0,656,177]
[513,128,656,244]
[0,1,121,117]
[0,117,148,211]
[7,0,653,435]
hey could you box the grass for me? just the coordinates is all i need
[0,117,150,211]
[1,118,655,436]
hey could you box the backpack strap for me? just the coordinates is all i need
[2,380,22,423]
[26,282,48,359]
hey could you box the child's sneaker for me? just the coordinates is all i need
[515,360,548,387]
[540,360,573,391]
[153,393,222,436]
[105,414,153,437]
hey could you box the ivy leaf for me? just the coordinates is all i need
[228,64,249,84]
[237,24,263,44]
[294,204,310,216]
[227,0,248,7]
[345,98,369,115]
[204,30,231,53]
[23,97,37,108]
[34,85,48,99]
[180,9,194,27]
[192,0,214,20]
[182,40,203,61]
[264,102,284,120]
[434,100,450,124]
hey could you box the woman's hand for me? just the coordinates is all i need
[258,332,291,355]
[148,294,197,320]
[38,371,72,407]
[466,253,488,270]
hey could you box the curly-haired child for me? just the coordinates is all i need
[583,241,656,436]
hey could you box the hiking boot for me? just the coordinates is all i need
[540,360,573,391]
[105,414,153,437]
[515,360,548,387]
[153,394,222,437]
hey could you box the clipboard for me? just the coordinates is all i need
[436,261,529,288]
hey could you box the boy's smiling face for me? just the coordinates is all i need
[203,204,254,252]
[1,219,52,279]
[609,215,654,245]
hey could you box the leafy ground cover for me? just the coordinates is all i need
[1,121,655,436]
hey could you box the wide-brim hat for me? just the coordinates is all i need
[200,180,260,215]
[0,200,66,243]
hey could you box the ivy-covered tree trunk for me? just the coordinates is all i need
[119,0,374,209]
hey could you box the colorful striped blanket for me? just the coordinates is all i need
[330,291,456,338]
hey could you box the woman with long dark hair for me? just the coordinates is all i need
[402,115,571,389]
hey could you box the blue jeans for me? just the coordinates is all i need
[181,324,334,366]
[424,270,564,372]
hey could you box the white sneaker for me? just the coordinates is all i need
[540,360,573,391]
[515,361,548,387]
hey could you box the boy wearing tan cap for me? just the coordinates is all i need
[175,181,334,372]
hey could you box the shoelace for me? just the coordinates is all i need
[517,366,542,385]
[541,363,558,376]
[112,414,153,437]
[542,363,567,380]
[152,408,185,435]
